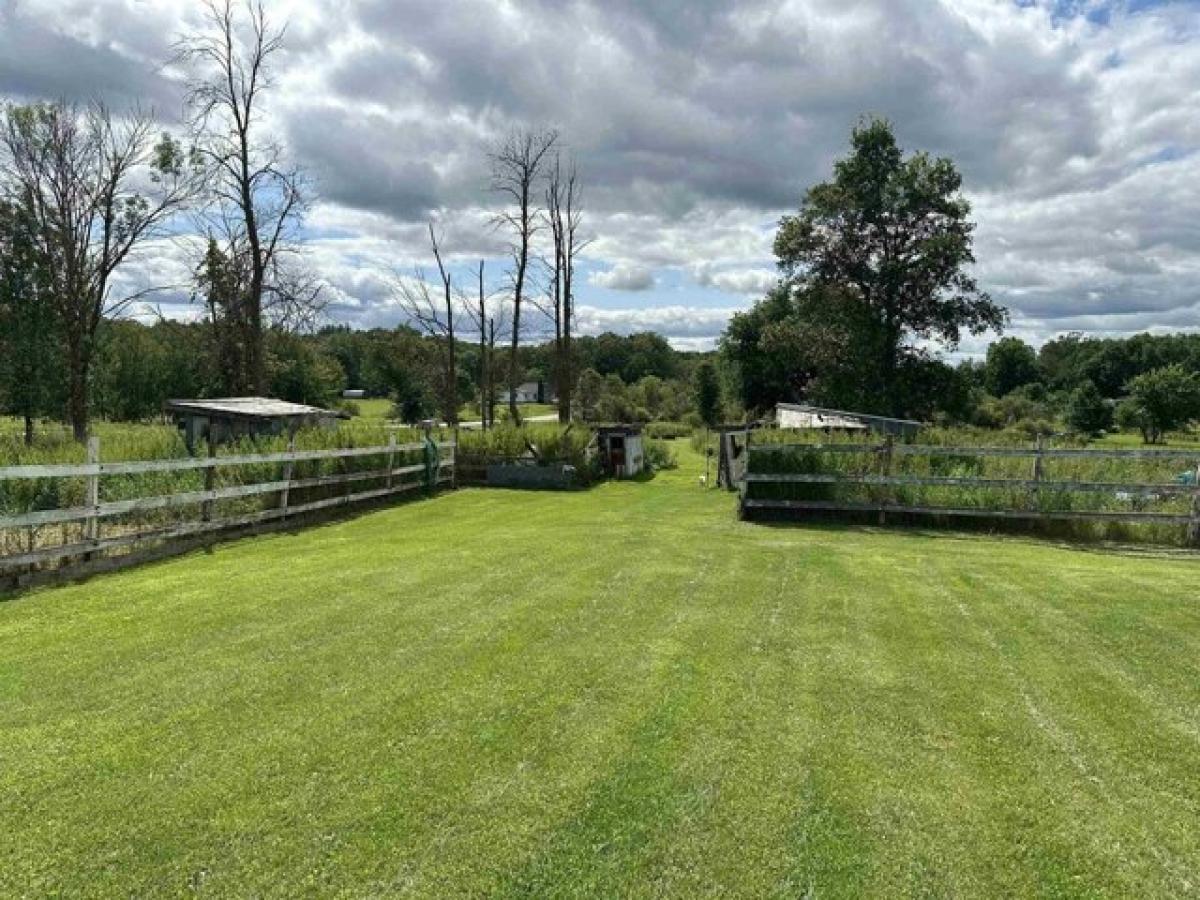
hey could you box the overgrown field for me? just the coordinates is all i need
[2,443,1199,896]
[0,418,436,561]
[746,428,1200,544]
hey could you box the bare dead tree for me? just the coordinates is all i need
[463,260,489,428]
[391,224,459,425]
[461,262,516,430]
[176,0,311,395]
[545,151,588,423]
[0,101,201,440]
[485,295,513,428]
[264,259,326,333]
[489,127,557,426]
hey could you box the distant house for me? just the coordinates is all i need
[775,403,921,438]
[498,380,555,405]
[342,389,366,399]
[165,397,349,451]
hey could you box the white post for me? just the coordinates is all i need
[84,434,100,542]
[385,433,397,491]
[84,436,100,553]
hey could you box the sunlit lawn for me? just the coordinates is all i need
[2,443,1199,896]
[1093,428,1200,449]
[345,399,558,427]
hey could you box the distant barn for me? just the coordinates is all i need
[165,397,349,451]
[775,403,921,438]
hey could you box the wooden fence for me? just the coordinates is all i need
[1,435,456,587]
[740,436,1200,546]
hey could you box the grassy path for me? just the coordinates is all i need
[2,444,1199,896]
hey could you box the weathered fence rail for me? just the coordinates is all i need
[1,436,456,587]
[740,437,1200,545]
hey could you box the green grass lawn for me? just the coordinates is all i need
[1093,429,1200,449]
[344,399,558,427]
[350,397,396,422]
[2,444,1199,896]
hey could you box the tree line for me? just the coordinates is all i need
[0,317,715,429]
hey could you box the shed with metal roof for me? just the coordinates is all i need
[164,397,349,451]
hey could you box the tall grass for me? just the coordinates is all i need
[0,418,442,562]
[746,427,1200,545]
[457,424,595,467]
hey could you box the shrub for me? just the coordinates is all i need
[1065,381,1112,437]
[643,438,678,471]
[457,424,598,477]
[1007,417,1057,440]
[1121,365,1200,444]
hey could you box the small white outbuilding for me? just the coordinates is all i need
[596,425,644,478]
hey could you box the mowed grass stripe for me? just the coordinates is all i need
[2,442,1199,896]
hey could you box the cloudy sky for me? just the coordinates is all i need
[2,0,1198,354]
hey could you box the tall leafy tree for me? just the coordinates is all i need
[0,101,200,439]
[1065,380,1112,438]
[721,282,879,414]
[1118,365,1200,444]
[194,238,252,394]
[773,117,1005,416]
[693,361,722,427]
[0,197,61,443]
[984,336,1040,397]
[575,368,605,422]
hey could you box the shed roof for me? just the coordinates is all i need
[164,397,349,420]
[775,403,920,432]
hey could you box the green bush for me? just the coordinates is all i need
[1065,381,1112,437]
[643,438,678,471]
[457,424,598,477]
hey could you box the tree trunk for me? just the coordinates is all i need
[445,294,457,427]
[487,319,497,429]
[508,274,523,426]
[66,335,90,443]
[881,309,901,418]
[247,282,265,395]
[560,285,573,423]
[23,412,34,447]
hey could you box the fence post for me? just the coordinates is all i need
[201,440,216,524]
[385,433,397,491]
[84,436,100,544]
[1032,433,1045,512]
[423,426,437,495]
[878,434,894,526]
[1188,462,1200,548]
[279,434,296,514]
